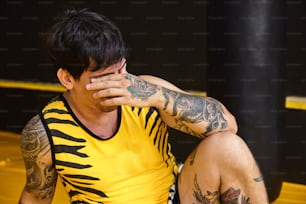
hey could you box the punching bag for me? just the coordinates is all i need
[207,0,285,202]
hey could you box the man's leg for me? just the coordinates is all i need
[178,132,268,204]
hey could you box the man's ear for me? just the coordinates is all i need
[57,68,74,90]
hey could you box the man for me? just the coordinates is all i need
[19,9,268,204]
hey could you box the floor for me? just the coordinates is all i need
[1,131,305,204]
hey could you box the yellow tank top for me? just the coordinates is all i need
[40,95,178,203]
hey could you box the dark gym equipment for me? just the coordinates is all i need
[207,0,286,202]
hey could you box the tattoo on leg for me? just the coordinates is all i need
[125,75,157,100]
[254,176,263,182]
[189,146,198,166]
[241,195,250,204]
[220,187,240,203]
[192,173,251,204]
[193,174,220,204]
[162,88,228,134]
[221,187,250,204]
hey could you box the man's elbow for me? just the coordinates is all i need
[226,113,238,134]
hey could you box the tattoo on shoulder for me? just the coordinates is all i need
[125,75,158,100]
[162,88,228,134]
[21,115,57,200]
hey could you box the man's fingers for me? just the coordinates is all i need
[92,88,126,99]
[90,73,125,83]
[86,79,128,90]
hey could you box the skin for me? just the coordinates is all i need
[19,59,268,203]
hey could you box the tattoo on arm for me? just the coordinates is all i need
[162,88,228,134]
[20,115,57,200]
[172,120,208,138]
[125,75,158,100]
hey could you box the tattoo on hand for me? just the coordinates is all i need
[125,75,157,100]
[162,88,228,134]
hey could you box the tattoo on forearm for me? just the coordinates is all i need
[162,88,228,134]
[173,120,207,138]
[21,115,57,200]
[126,75,158,100]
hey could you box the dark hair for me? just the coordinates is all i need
[44,9,127,79]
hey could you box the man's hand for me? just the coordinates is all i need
[86,73,161,107]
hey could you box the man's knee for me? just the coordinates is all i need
[195,132,258,176]
[196,132,247,157]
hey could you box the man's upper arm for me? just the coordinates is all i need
[19,114,57,204]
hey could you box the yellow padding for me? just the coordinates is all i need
[0,79,65,92]
[285,96,306,110]
[273,182,306,204]
[186,90,207,97]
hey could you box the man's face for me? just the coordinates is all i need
[72,58,127,112]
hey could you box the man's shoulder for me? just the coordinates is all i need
[22,114,47,140]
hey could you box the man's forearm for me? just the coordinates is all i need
[159,87,237,136]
